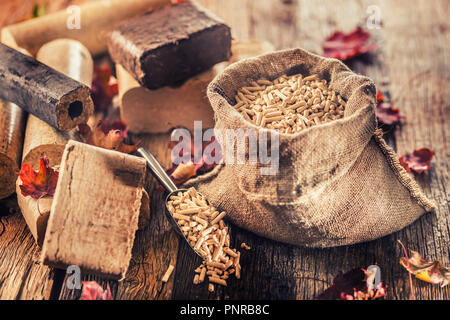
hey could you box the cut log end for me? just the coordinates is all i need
[57,86,94,132]
[22,144,66,171]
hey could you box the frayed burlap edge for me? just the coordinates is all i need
[373,129,437,212]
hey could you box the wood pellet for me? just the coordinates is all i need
[167,187,242,291]
[234,74,346,133]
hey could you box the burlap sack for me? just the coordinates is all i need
[185,48,436,248]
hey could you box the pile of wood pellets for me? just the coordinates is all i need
[233,74,347,134]
[167,187,242,292]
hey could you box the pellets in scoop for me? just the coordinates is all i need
[167,187,242,292]
[234,74,347,134]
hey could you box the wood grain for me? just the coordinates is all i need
[0,213,54,299]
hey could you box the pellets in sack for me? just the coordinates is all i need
[167,187,243,292]
[234,74,347,133]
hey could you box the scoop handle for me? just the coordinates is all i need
[137,147,177,193]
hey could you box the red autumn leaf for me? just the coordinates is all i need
[78,121,138,154]
[376,90,385,103]
[316,267,386,300]
[377,102,403,126]
[399,241,449,288]
[18,157,59,199]
[100,119,129,138]
[91,64,119,113]
[375,90,403,126]
[399,148,435,173]
[164,128,222,187]
[80,281,112,300]
[323,27,376,61]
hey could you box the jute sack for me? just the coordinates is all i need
[184,48,436,248]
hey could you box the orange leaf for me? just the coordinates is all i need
[171,161,196,185]
[18,157,59,199]
[400,248,450,287]
[78,121,138,154]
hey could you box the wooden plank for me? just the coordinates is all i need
[0,211,55,299]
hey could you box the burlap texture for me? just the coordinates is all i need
[185,48,436,248]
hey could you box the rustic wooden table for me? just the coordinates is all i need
[0,0,448,300]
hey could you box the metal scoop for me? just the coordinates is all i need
[137,147,204,258]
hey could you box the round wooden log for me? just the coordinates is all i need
[0,43,93,131]
[36,39,94,87]
[1,0,171,56]
[0,100,26,199]
[15,178,52,247]
[21,39,94,168]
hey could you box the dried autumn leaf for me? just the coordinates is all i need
[377,102,403,126]
[323,27,376,61]
[376,90,385,103]
[80,281,112,300]
[18,157,59,199]
[375,90,403,126]
[91,64,119,113]
[399,148,435,173]
[165,128,222,187]
[78,121,138,154]
[170,161,196,185]
[100,120,128,138]
[316,267,386,300]
[400,247,450,287]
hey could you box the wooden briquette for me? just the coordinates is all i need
[22,39,93,168]
[15,179,53,247]
[0,99,26,199]
[117,40,274,133]
[108,0,232,90]
[41,140,147,279]
[0,0,171,56]
[0,43,93,131]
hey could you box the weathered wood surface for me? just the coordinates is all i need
[0,0,448,300]
[0,212,55,299]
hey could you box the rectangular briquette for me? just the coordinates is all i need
[107,0,232,90]
[40,140,147,279]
